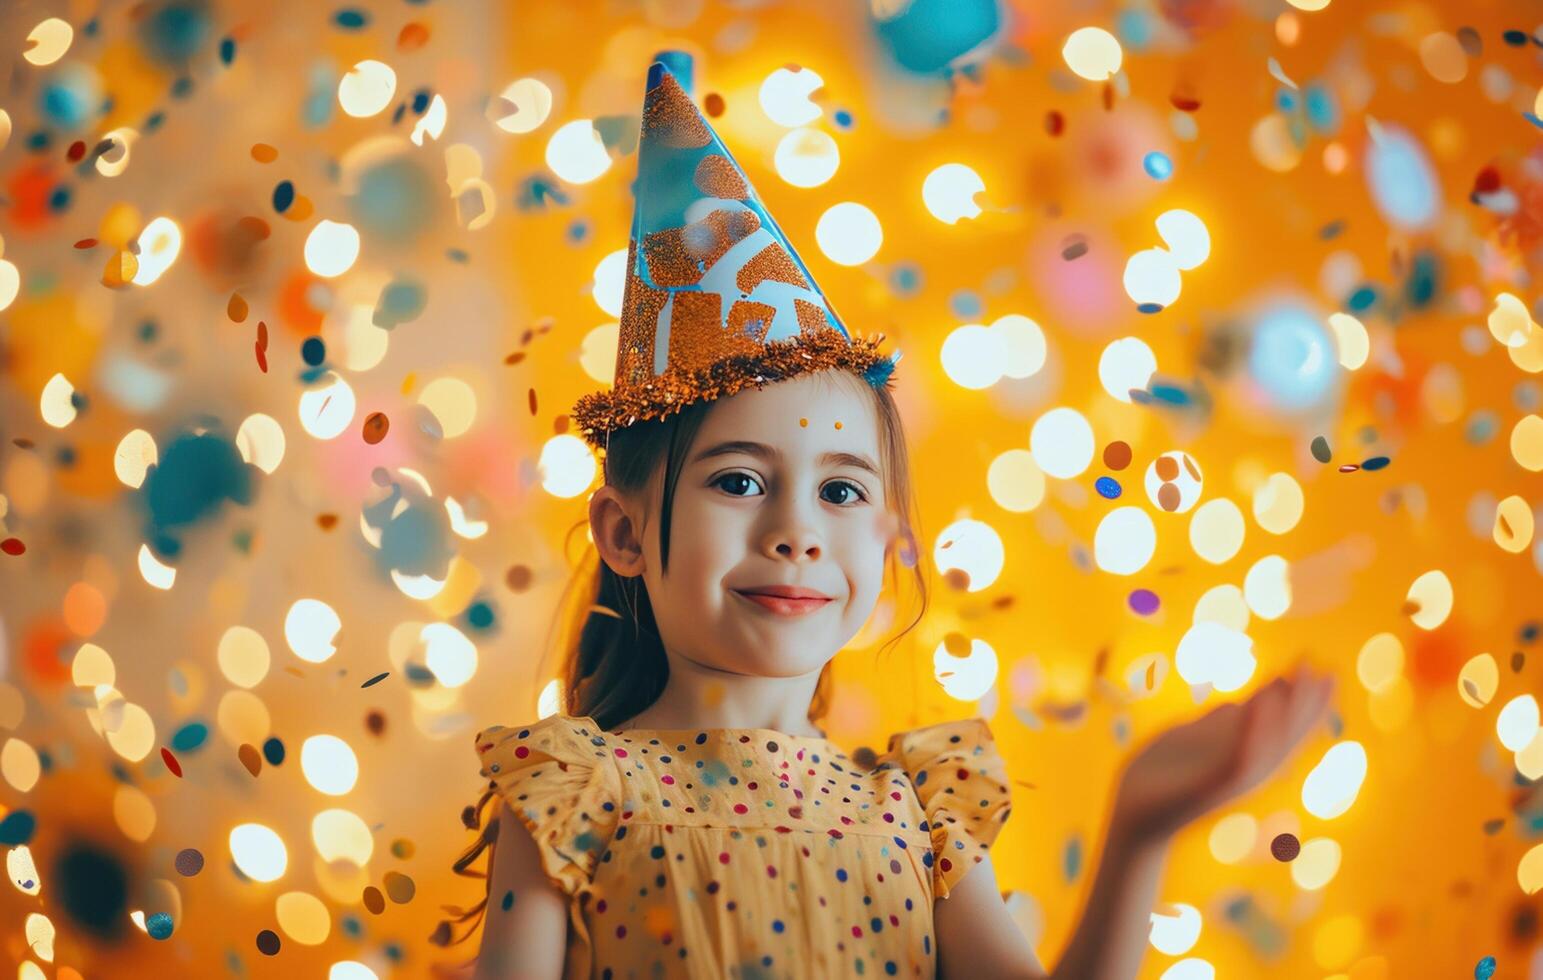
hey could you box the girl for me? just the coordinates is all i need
[440,55,1336,980]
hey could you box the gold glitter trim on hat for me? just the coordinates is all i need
[571,327,895,449]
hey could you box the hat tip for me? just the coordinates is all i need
[649,50,694,95]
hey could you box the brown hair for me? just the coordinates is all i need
[436,369,928,953]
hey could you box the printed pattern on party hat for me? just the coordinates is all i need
[572,59,898,448]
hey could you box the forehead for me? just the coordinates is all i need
[694,370,881,457]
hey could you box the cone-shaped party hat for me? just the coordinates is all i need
[571,53,901,449]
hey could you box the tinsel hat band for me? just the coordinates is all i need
[570,53,902,451]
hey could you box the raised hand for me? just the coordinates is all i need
[1110,665,1337,847]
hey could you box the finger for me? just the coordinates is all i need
[1280,672,1335,756]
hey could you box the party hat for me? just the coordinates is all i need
[571,52,902,450]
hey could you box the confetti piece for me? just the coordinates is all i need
[361,671,390,688]
[317,513,338,530]
[363,885,385,914]
[1266,56,1298,90]
[1271,833,1301,861]
[160,747,183,777]
[0,810,35,845]
[174,848,204,876]
[251,143,277,163]
[1476,956,1497,980]
[356,409,388,442]
[255,341,267,374]
[147,912,174,940]
[272,181,294,214]
[365,709,387,736]
[333,9,369,29]
[1,538,25,556]
[262,736,285,765]
[255,929,281,955]
[238,744,262,776]
[1045,110,1065,136]
[1095,476,1122,499]
[228,293,248,322]
[1310,436,1332,462]
[383,870,416,903]
[391,838,415,859]
[397,22,430,51]
[73,237,97,248]
[1061,234,1088,260]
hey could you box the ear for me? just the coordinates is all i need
[589,485,648,578]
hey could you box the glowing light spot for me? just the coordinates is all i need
[131,217,182,286]
[1326,312,1369,369]
[418,377,478,439]
[759,67,824,127]
[230,824,288,882]
[301,734,359,796]
[580,324,620,384]
[411,94,447,146]
[40,373,78,428]
[304,220,361,278]
[1251,473,1303,533]
[1208,813,1257,864]
[1157,958,1215,980]
[539,435,597,498]
[1123,248,1182,310]
[338,60,397,118]
[1099,337,1156,403]
[1242,555,1291,620]
[1404,569,1452,630]
[932,634,999,701]
[114,429,159,488]
[311,809,374,865]
[1154,210,1210,270]
[1291,837,1342,890]
[0,259,18,312]
[815,202,882,266]
[138,544,176,590]
[922,163,985,224]
[1148,902,1201,955]
[1175,621,1256,693]
[217,626,271,689]
[545,120,612,184]
[1301,741,1367,819]
[276,890,331,945]
[24,18,73,66]
[490,78,553,134]
[298,372,357,441]
[1094,506,1157,575]
[2,738,41,793]
[1458,653,1499,708]
[1497,695,1540,752]
[1062,27,1123,81]
[235,413,287,475]
[422,622,478,688]
[1494,495,1535,553]
[1189,498,1245,564]
[773,128,839,188]
[285,598,341,663]
[933,519,1005,592]
[1513,415,1543,471]
[987,449,1045,512]
[1030,407,1095,479]
[592,249,627,317]
[1355,633,1403,694]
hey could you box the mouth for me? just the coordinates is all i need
[731,590,834,617]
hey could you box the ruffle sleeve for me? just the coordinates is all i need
[473,713,623,897]
[885,716,1014,899]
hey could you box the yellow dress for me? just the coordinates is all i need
[464,712,1013,979]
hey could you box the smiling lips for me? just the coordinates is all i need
[732,585,833,617]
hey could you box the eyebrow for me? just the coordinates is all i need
[689,440,881,478]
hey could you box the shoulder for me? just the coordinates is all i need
[474,713,612,779]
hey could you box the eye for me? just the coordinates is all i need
[712,472,763,497]
[821,480,868,506]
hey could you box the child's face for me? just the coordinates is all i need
[612,370,898,681]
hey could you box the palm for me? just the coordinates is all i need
[1114,667,1336,844]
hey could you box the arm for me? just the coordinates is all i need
[470,801,569,980]
[938,666,1334,980]
[933,815,1165,980]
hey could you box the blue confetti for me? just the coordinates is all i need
[219,37,235,65]
[0,810,36,845]
[1361,456,1391,471]
[301,337,327,367]
[273,180,294,213]
[170,721,208,753]
[262,736,285,766]
[147,912,174,940]
[1142,151,1172,180]
[1475,956,1497,980]
[334,9,369,29]
[1095,476,1122,499]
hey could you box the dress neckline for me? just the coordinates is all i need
[585,715,838,746]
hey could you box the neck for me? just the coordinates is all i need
[615,646,828,737]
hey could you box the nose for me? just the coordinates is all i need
[761,501,823,561]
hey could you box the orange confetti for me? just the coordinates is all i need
[228,293,248,323]
[102,250,138,288]
[250,143,278,163]
[398,22,430,51]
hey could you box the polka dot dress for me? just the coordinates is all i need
[467,713,1013,978]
